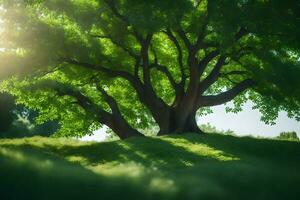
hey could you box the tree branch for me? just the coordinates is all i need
[199,79,255,107]
[63,59,138,84]
[63,58,170,124]
[149,45,178,90]
[219,70,249,85]
[29,80,111,119]
[140,33,153,90]
[95,84,122,116]
[33,79,143,139]
[198,50,220,75]
[163,28,186,84]
[134,57,141,78]
[176,26,192,50]
[199,55,226,93]
[63,59,151,104]
[194,14,209,51]
[150,63,178,90]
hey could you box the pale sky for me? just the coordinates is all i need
[81,101,300,141]
[199,101,300,138]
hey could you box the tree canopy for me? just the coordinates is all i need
[0,0,299,138]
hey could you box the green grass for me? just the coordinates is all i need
[0,133,299,200]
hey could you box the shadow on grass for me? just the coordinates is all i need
[0,145,176,200]
[1,133,300,200]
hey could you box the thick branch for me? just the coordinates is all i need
[134,58,141,78]
[219,70,249,85]
[58,87,102,114]
[163,28,186,84]
[62,59,150,104]
[96,84,121,116]
[150,63,178,90]
[199,55,226,93]
[197,50,220,83]
[199,79,255,107]
[194,14,209,51]
[149,45,178,90]
[30,80,112,119]
[63,59,138,84]
[141,34,153,90]
[176,27,192,50]
[198,50,220,75]
[63,59,169,126]
[35,80,143,139]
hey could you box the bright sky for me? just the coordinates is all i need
[81,101,300,141]
[199,101,300,138]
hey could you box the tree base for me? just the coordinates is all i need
[157,126,204,136]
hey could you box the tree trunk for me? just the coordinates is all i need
[107,118,144,139]
[99,112,144,140]
[179,111,202,133]
[155,49,205,135]
[157,110,203,135]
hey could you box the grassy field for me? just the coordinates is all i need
[0,133,299,200]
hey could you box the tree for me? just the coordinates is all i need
[0,0,299,139]
[277,131,299,141]
[0,93,15,132]
[0,92,59,138]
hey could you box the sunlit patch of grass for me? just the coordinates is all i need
[0,147,54,170]
[160,136,239,161]
[149,177,176,193]
[65,155,89,164]
[89,161,147,177]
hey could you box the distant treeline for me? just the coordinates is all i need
[200,123,299,141]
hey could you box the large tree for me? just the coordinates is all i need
[0,0,299,139]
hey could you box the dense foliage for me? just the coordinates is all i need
[0,0,299,138]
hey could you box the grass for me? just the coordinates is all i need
[0,133,300,200]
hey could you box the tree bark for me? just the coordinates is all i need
[180,111,202,133]
[100,113,143,139]
[157,109,203,135]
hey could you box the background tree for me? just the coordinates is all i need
[0,0,299,139]
[0,92,59,138]
[0,93,15,133]
[277,131,299,141]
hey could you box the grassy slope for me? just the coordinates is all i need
[0,133,299,200]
